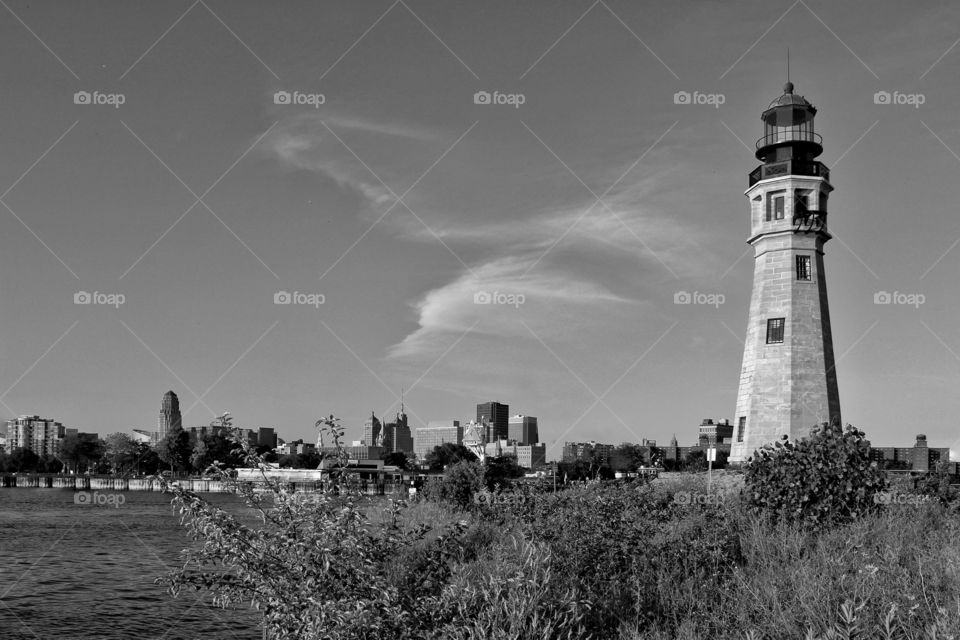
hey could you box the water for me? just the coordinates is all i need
[0,488,262,640]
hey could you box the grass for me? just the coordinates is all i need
[429,471,960,639]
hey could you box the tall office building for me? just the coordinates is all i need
[383,409,413,455]
[158,390,182,441]
[363,411,382,447]
[476,402,509,442]
[415,420,462,460]
[508,415,538,445]
[364,407,413,456]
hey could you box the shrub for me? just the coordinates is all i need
[914,459,960,506]
[744,420,888,527]
[156,416,475,639]
[434,535,592,640]
[420,460,485,509]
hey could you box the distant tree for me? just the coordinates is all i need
[37,454,63,474]
[104,433,139,474]
[60,434,104,473]
[202,433,244,469]
[484,455,524,490]
[8,447,39,472]
[557,458,613,481]
[157,425,191,472]
[684,450,707,472]
[190,439,211,473]
[425,442,477,472]
[382,451,409,469]
[609,443,647,472]
[133,443,160,475]
[300,450,322,469]
[278,454,299,469]
[712,450,729,469]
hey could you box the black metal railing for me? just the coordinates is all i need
[749,160,830,187]
[755,131,823,150]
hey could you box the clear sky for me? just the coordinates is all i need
[1,0,959,460]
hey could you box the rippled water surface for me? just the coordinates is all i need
[0,488,262,639]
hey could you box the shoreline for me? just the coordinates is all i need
[0,474,408,495]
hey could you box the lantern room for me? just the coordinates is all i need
[755,81,823,162]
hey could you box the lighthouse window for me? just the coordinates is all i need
[737,417,745,442]
[796,255,812,281]
[766,318,785,344]
[766,192,785,221]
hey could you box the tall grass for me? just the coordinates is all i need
[606,481,960,639]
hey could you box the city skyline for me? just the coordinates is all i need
[3,2,960,460]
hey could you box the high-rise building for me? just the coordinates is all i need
[415,420,462,460]
[158,390,183,441]
[477,402,509,442]
[6,415,69,457]
[508,415,538,445]
[383,409,413,455]
[363,412,382,447]
[362,406,414,456]
[730,81,841,463]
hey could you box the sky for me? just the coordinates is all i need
[1,0,959,460]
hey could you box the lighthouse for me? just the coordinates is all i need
[728,81,841,464]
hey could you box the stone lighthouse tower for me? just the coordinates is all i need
[729,81,841,464]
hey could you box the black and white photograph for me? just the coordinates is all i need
[1,1,959,638]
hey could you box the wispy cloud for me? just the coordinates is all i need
[385,160,729,359]
[389,255,636,359]
[263,111,438,208]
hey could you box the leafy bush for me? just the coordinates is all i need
[156,416,475,639]
[420,460,485,509]
[744,421,888,527]
[914,459,960,506]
